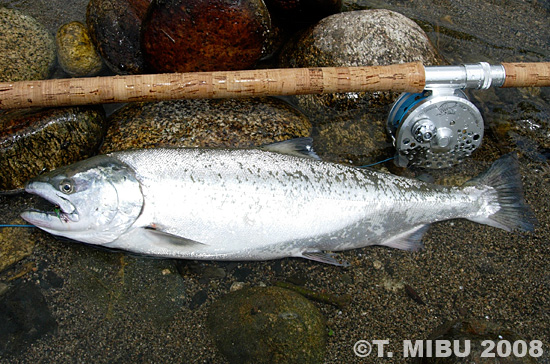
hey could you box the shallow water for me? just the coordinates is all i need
[0,1,549,363]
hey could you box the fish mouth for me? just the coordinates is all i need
[21,182,79,228]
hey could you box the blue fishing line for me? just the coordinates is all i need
[358,156,396,168]
[0,224,35,228]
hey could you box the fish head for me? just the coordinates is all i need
[21,155,144,245]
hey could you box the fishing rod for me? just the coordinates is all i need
[0,62,549,168]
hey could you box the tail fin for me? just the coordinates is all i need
[465,153,536,232]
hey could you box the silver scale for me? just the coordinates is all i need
[387,62,506,168]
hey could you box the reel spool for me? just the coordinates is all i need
[387,88,484,169]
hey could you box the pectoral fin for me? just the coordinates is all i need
[143,226,207,246]
[301,251,350,267]
[379,225,429,251]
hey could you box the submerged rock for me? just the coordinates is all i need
[0,107,106,190]
[0,281,58,357]
[86,0,152,74]
[207,286,326,364]
[142,0,271,72]
[0,7,56,82]
[56,21,103,77]
[0,218,39,273]
[100,97,311,153]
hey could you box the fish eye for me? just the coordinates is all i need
[59,179,75,194]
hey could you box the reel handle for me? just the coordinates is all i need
[0,63,425,109]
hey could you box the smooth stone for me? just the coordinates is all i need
[279,9,442,164]
[86,0,152,74]
[100,97,311,153]
[207,286,326,364]
[142,0,271,72]
[0,106,107,190]
[0,7,56,82]
[56,21,103,77]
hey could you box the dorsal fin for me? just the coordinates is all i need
[260,138,320,160]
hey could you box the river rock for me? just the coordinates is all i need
[0,7,56,82]
[207,286,326,364]
[56,21,103,77]
[86,0,152,74]
[0,107,106,190]
[279,9,442,164]
[100,97,311,153]
[142,0,271,72]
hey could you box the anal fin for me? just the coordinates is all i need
[301,251,350,267]
[379,225,429,251]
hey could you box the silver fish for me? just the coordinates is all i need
[21,138,535,266]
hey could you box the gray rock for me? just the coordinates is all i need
[207,286,326,364]
[0,7,56,81]
[279,9,442,164]
[0,106,107,190]
[100,97,311,153]
[56,21,103,77]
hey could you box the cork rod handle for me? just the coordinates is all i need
[0,63,425,109]
[502,62,550,88]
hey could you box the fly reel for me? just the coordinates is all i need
[387,88,484,168]
[386,62,506,169]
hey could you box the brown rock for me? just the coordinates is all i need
[142,0,271,72]
[86,0,152,74]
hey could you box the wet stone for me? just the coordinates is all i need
[0,7,56,82]
[86,0,152,74]
[142,0,271,72]
[100,97,311,153]
[207,286,326,364]
[0,281,58,357]
[56,21,103,77]
[0,106,107,190]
